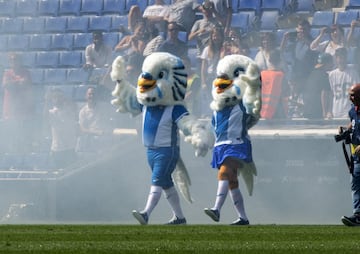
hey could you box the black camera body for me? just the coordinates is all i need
[334,127,352,144]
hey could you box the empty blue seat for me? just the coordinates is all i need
[148,0,171,4]
[0,1,15,17]
[22,51,37,67]
[43,68,67,85]
[36,51,59,68]
[38,0,59,16]
[336,10,359,27]
[2,18,23,34]
[67,16,89,33]
[51,33,73,50]
[261,0,285,12]
[126,0,147,13]
[231,12,249,32]
[103,32,120,48]
[73,33,92,49]
[22,17,45,34]
[59,51,82,67]
[29,34,51,50]
[110,15,128,32]
[7,35,29,51]
[45,16,67,33]
[15,0,38,17]
[80,0,103,16]
[59,0,81,16]
[88,16,112,32]
[102,0,126,15]
[29,68,44,85]
[67,68,90,84]
[260,10,279,31]
[311,11,335,27]
[346,0,360,9]
[296,0,315,13]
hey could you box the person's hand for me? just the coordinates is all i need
[83,63,93,70]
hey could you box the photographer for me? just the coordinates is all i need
[340,83,360,226]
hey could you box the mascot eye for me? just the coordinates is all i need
[234,67,245,77]
[158,71,166,79]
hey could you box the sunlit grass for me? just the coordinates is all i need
[0,224,359,253]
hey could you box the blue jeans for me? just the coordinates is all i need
[352,157,360,214]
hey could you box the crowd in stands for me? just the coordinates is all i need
[1,0,360,171]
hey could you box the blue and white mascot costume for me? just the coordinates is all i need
[111,52,213,225]
[204,54,261,225]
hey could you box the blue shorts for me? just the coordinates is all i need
[211,142,253,169]
[147,146,180,188]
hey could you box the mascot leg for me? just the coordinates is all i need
[164,186,186,224]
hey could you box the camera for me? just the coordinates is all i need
[334,127,352,143]
[202,0,212,9]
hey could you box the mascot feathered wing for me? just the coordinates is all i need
[211,54,262,196]
[111,52,214,203]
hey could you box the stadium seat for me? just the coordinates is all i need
[59,0,81,16]
[0,35,8,51]
[73,33,92,49]
[1,18,23,34]
[43,68,67,85]
[44,16,67,33]
[29,68,44,85]
[80,0,103,16]
[261,0,285,12]
[66,16,89,33]
[58,51,83,68]
[38,0,59,16]
[0,1,15,17]
[296,0,315,13]
[311,11,335,28]
[15,0,38,17]
[238,0,261,13]
[346,0,360,10]
[22,51,37,68]
[260,10,280,31]
[36,51,59,68]
[148,0,171,4]
[336,10,359,27]
[0,154,24,170]
[51,33,73,50]
[178,31,188,43]
[67,68,90,84]
[102,0,126,15]
[22,17,46,34]
[103,32,120,48]
[125,0,147,13]
[7,35,29,51]
[110,15,128,32]
[23,152,50,170]
[310,27,330,42]
[231,12,249,33]
[88,16,112,32]
[28,34,52,50]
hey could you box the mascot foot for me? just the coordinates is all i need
[132,210,148,225]
[230,218,250,226]
[204,208,220,222]
[165,216,187,225]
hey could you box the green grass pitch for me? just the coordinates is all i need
[0,224,359,253]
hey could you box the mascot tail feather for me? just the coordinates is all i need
[172,156,193,203]
[238,162,257,196]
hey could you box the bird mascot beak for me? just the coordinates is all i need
[213,77,233,94]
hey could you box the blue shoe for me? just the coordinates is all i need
[204,208,220,222]
[166,216,187,225]
[341,214,360,226]
[132,210,148,225]
[230,218,250,225]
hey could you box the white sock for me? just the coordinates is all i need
[213,180,229,212]
[230,188,248,221]
[164,186,185,219]
[142,185,162,216]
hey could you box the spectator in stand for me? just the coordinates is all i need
[114,21,148,59]
[205,0,232,36]
[188,3,221,57]
[254,32,279,71]
[156,22,188,61]
[78,87,114,153]
[46,89,78,169]
[220,28,250,58]
[163,0,202,34]
[143,0,170,33]
[183,56,201,117]
[2,52,35,153]
[347,19,360,47]
[310,24,345,58]
[329,47,360,118]
[303,53,333,119]
[200,25,224,117]
[83,31,113,70]
[280,19,317,84]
